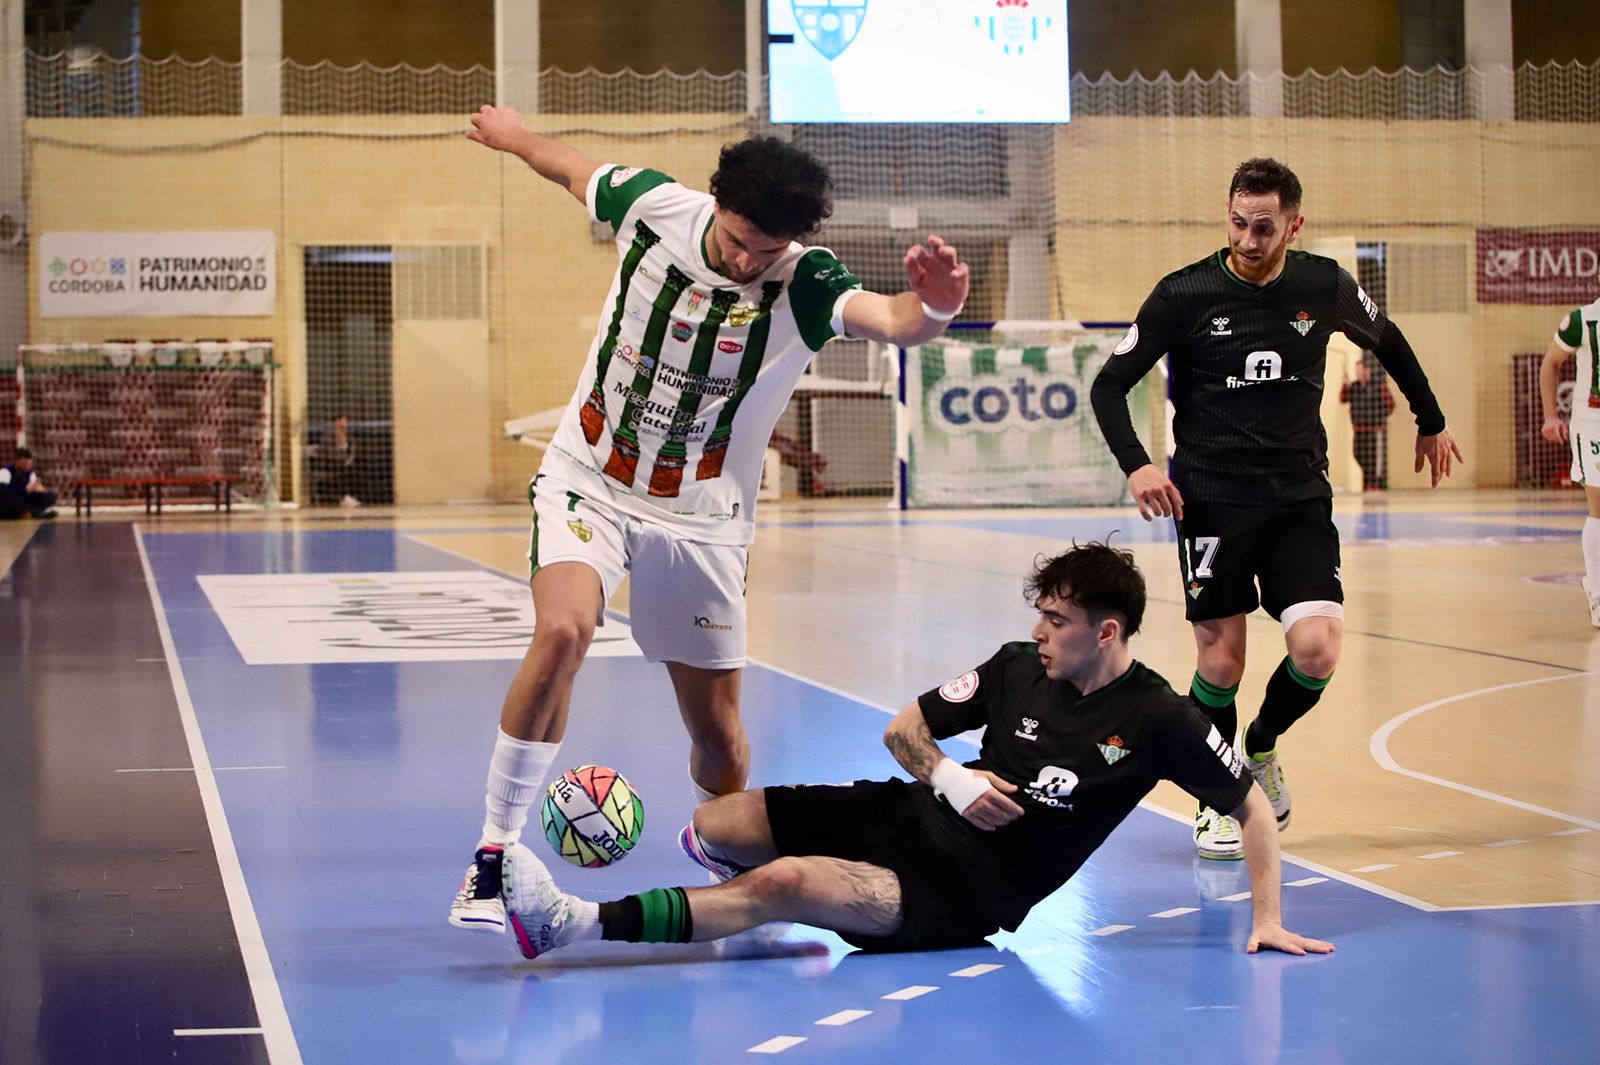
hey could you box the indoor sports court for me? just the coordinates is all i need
[4,2,1600,1063]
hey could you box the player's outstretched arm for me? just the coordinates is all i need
[841,236,970,347]
[465,105,600,205]
[883,702,1022,831]
[1233,784,1334,956]
[1540,340,1574,444]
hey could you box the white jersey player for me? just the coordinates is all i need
[449,105,971,935]
[1542,297,1600,627]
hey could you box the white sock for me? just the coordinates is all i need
[481,729,559,847]
[564,899,602,944]
[688,769,717,808]
[1584,518,1600,600]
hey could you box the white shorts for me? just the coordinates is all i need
[527,469,748,670]
[1570,422,1600,488]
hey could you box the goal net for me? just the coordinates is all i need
[14,342,277,506]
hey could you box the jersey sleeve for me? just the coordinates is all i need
[1334,268,1387,350]
[1090,283,1181,475]
[917,646,1009,740]
[1555,308,1584,353]
[1150,696,1253,814]
[788,249,863,352]
[588,165,677,233]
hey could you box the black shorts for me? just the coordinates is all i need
[1174,497,1343,623]
[763,779,998,952]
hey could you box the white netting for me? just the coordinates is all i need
[13,342,276,506]
[15,55,1600,505]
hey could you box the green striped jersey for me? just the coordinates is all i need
[545,164,862,544]
[1555,298,1600,423]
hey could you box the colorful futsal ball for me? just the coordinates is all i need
[540,765,645,868]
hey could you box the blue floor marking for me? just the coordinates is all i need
[142,526,1600,1064]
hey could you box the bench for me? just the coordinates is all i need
[71,476,235,517]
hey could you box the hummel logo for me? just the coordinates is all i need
[1210,317,1232,336]
[1014,716,1040,741]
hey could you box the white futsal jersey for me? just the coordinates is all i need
[543,164,863,545]
[1556,299,1600,425]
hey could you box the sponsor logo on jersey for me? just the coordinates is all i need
[1113,323,1139,355]
[717,339,744,354]
[1014,716,1040,741]
[566,518,593,543]
[1098,735,1132,765]
[692,615,734,631]
[609,166,643,187]
[1210,316,1232,336]
[1024,765,1078,809]
[939,670,980,703]
[671,321,694,342]
[1290,310,1316,337]
[727,304,761,327]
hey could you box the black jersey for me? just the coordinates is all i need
[1092,249,1446,505]
[912,643,1252,931]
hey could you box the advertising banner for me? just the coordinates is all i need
[39,230,276,317]
[1476,229,1600,305]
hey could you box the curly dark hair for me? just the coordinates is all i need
[1025,540,1146,639]
[1229,157,1303,215]
[709,135,833,240]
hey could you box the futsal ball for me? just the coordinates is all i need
[540,765,645,868]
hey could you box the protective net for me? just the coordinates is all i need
[16,55,1600,506]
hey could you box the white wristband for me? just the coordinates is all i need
[920,300,961,322]
[930,757,991,815]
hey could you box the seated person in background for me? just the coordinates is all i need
[0,448,59,520]
[310,415,362,507]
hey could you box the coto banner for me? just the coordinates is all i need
[39,230,276,317]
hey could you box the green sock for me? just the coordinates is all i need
[1247,658,1331,755]
[1189,672,1240,742]
[599,887,694,944]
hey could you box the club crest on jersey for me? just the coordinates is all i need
[687,291,705,313]
[940,670,980,703]
[1187,580,1203,599]
[1098,735,1132,765]
[567,518,593,543]
[794,0,867,61]
[1291,310,1315,336]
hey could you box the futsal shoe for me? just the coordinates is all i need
[1584,578,1600,629]
[448,845,508,934]
[1248,750,1292,831]
[502,842,577,960]
[1194,806,1244,861]
[678,822,743,883]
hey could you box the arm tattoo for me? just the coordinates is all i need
[885,712,942,783]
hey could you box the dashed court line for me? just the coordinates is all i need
[747,965,1009,1053]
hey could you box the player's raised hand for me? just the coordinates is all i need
[1542,414,1569,444]
[904,235,970,317]
[1413,426,1465,488]
[1247,920,1335,956]
[466,105,528,153]
[1128,463,1184,521]
[962,771,1024,831]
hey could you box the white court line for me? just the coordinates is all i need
[950,963,1003,977]
[1350,863,1397,873]
[748,1036,807,1054]
[1219,891,1253,902]
[1484,839,1528,848]
[117,766,287,774]
[815,1010,872,1027]
[882,985,939,1001]
[1370,671,1600,831]
[1417,851,1463,861]
[1551,827,1592,837]
[1150,907,1199,919]
[175,1028,264,1037]
[1090,924,1135,936]
[1286,877,1329,887]
[134,527,304,1065]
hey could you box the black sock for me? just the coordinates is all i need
[1189,672,1239,744]
[1246,657,1331,755]
[598,888,693,943]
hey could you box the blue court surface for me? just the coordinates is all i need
[4,505,1596,1064]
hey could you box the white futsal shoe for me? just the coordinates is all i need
[448,845,508,934]
[1194,805,1244,861]
[1584,578,1600,629]
[1248,749,1292,831]
[502,843,578,960]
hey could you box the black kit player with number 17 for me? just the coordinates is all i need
[1090,157,1464,861]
